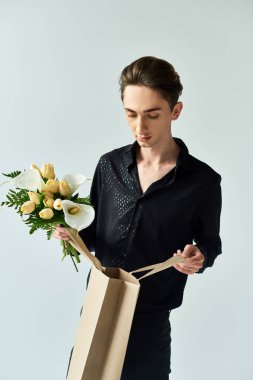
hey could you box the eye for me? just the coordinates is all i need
[127,114,136,118]
[148,114,159,119]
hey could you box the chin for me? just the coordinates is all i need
[137,141,152,147]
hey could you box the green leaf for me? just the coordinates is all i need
[1,189,29,209]
[74,196,93,206]
[2,170,22,178]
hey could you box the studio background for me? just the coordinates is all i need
[0,1,252,379]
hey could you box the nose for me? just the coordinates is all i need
[135,116,147,135]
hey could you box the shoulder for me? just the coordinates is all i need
[186,154,222,203]
[189,154,221,181]
[175,136,221,184]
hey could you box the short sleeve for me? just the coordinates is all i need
[193,174,222,273]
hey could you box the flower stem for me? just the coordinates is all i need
[69,252,78,272]
[60,240,80,272]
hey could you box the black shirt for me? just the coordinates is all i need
[79,136,222,316]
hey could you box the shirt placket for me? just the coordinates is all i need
[121,196,143,269]
[110,162,143,268]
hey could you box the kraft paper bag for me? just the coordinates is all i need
[64,227,185,380]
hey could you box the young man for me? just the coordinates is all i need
[54,56,222,380]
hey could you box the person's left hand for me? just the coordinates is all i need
[173,244,205,274]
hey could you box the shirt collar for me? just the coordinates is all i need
[123,136,193,172]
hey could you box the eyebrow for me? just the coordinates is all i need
[124,107,162,113]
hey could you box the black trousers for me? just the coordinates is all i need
[66,309,171,380]
[120,310,171,380]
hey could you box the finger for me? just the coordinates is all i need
[174,252,191,264]
[175,257,203,270]
[173,251,202,268]
[55,228,70,239]
[52,231,70,240]
[175,263,199,274]
[56,226,66,232]
[187,251,204,260]
[177,263,199,271]
[173,252,191,266]
[184,258,204,265]
[52,233,63,240]
[173,264,196,275]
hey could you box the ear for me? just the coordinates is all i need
[171,102,183,120]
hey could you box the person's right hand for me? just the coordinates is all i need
[52,225,71,241]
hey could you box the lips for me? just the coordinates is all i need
[137,135,151,141]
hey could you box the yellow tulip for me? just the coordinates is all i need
[43,197,54,209]
[43,191,54,199]
[59,180,70,197]
[28,191,40,205]
[53,198,63,210]
[41,163,55,180]
[30,164,43,177]
[20,201,36,214]
[39,208,54,219]
[45,179,59,193]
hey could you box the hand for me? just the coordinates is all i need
[52,224,71,241]
[173,244,205,274]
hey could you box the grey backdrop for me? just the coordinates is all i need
[0,1,252,379]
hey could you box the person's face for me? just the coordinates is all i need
[123,85,183,148]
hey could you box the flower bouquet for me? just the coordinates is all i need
[0,163,95,271]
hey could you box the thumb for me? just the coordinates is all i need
[182,244,194,258]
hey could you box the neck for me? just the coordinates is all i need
[136,136,181,167]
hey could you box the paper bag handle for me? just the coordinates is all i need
[128,255,186,281]
[63,227,185,280]
[62,227,105,272]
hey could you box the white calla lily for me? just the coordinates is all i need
[1,169,46,192]
[62,200,95,232]
[62,173,89,195]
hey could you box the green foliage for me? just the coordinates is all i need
[46,228,54,240]
[23,212,67,238]
[74,197,93,206]
[1,189,29,209]
[39,192,45,208]
[2,170,22,179]
[70,192,93,206]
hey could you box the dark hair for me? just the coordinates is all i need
[119,56,183,110]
